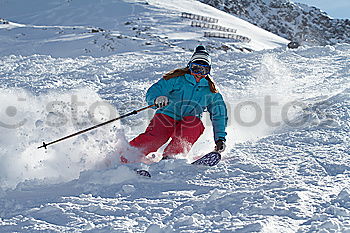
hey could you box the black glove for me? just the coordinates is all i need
[215,139,226,153]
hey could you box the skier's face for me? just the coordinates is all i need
[189,61,210,82]
[189,62,210,75]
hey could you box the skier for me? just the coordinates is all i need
[121,45,228,163]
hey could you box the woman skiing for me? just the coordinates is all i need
[121,45,228,163]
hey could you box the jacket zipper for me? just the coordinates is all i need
[182,82,199,117]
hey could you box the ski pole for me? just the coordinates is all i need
[38,104,155,149]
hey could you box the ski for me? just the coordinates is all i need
[191,151,221,166]
[132,152,221,178]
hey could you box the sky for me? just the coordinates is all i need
[295,0,350,19]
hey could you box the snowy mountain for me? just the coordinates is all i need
[0,0,289,57]
[0,0,350,232]
[199,0,350,46]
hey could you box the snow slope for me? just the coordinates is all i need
[0,44,349,232]
[0,0,289,57]
[0,0,350,232]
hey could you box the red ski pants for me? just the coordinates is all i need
[129,113,205,157]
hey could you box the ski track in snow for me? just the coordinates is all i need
[0,44,349,232]
[0,0,349,232]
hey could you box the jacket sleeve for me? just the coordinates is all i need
[207,93,228,142]
[146,78,175,107]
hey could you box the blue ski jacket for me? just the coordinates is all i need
[146,73,228,141]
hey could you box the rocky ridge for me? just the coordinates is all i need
[199,0,350,45]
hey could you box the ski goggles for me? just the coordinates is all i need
[189,62,211,75]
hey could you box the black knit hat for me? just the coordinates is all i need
[189,45,211,66]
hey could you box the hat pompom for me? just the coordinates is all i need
[195,45,207,53]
